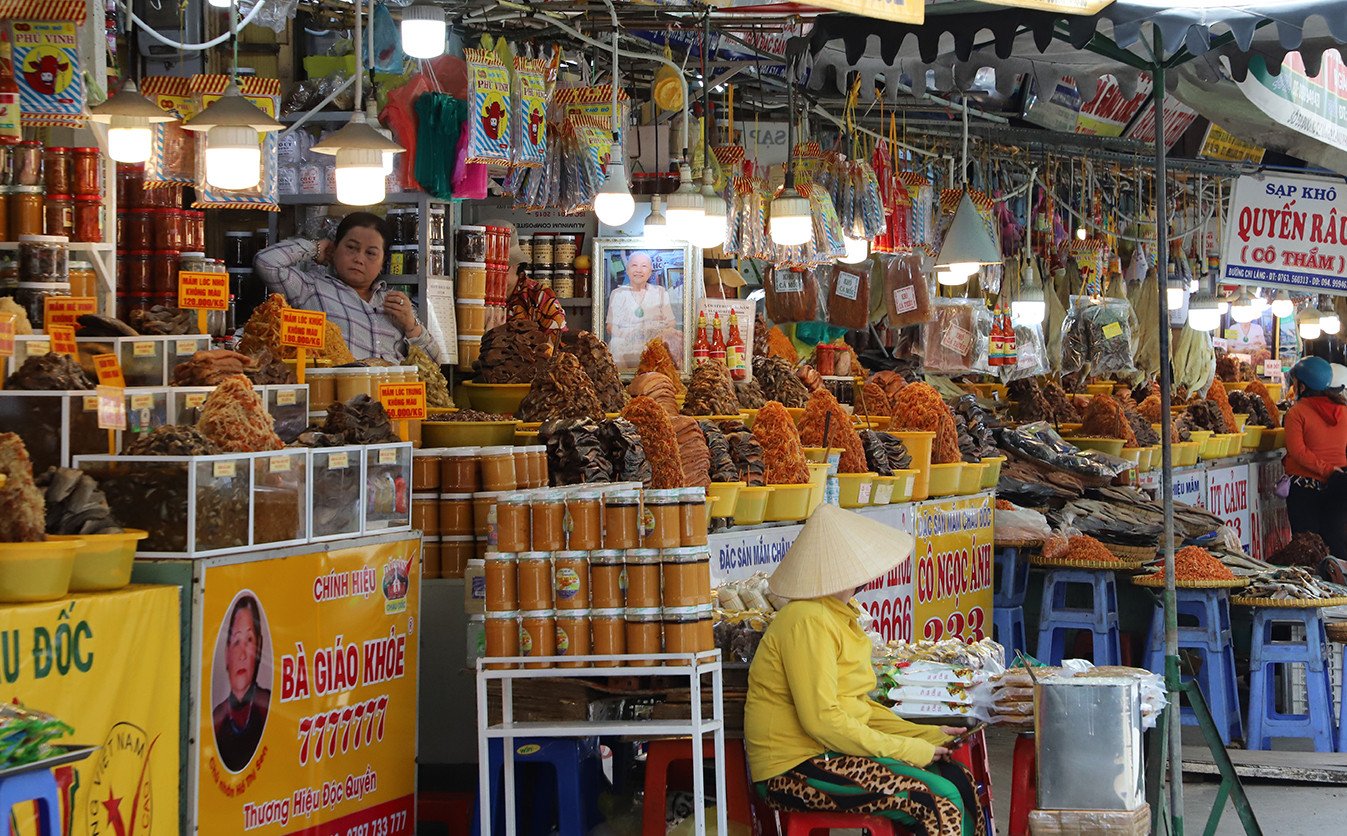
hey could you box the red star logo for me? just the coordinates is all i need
[102,788,128,836]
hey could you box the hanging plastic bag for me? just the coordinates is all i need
[1000,320,1049,382]
[465,48,512,165]
[141,76,197,186]
[512,56,548,168]
[1060,295,1137,377]
[369,3,406,73]
[764,266,819,324]
[922,299,990,375]
[827,261,871,330]
[452,128,489,200]
[881,252,932,328]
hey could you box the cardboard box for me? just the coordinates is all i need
[1029,804,1150,835]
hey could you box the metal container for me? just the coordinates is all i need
[1035,675,1144,811]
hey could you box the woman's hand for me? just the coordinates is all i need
[384,290,418,334]
[930,746,952,761]
[938,726,965,740]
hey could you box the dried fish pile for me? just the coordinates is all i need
[302,395,400,445]
[735,380,766,410]
[5,353,94,390]
[518,352,605,422]
[996,458,1085,508]
[75,314,138,337]
[556,330,627,412]
[1229,390,1275,428]
[953,396,999,463]
[130,305,197,335]
[997,422,1119,480]
[1242,566,1347,601]
[124,425,221,455]
[752,356,810,408]
[1058,486,1225,546]
[36,468,123,535]
[476,320,552,383]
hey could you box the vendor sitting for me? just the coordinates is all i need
[745,504,983,836]
[254,212,445,364]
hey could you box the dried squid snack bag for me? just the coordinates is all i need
[1000,320,1049,382]
[141,76,197,186]
[859,160,885,239]
[512,56,548,168]
[898,170,933,249]
[882,252,932,327]
[465,48,513,165]
[810,183,847,261]
[191,75,280,210]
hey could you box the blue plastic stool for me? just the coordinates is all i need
[0,769,62,836]
[472,737,605,836]
[1246,607,1336,752]
[1143,587,1243,745]
[1338,643,1347,753]
[993,547,1031,659]
[1036,568,1121,666]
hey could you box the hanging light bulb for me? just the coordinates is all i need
[1187,291,1222,332]
[936,269,967,287]
[594,147,635,226]
[1321,308,1341,335]
[1075,223,1087,241]
[695,168,728,248]
[644,194,668,242]
[1229,288,1259,324]
[935,192,1000,285]
[1251,290,1269,312]
[666,161,706,241]
[769,186,812,247]
[400,4,447,58]
[1166,278,1187,311]
[206,0,231,8]
[1299,309,1322,340]
[1217,295,1230,315]
[840,235,869,265]
[1271,290,1295,319]
[88,79,177,164]
[364,99,398,174]
[1012,282,1046,326]
[308,110,404,205]
[180,83,283,190]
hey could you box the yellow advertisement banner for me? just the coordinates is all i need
[1201,122,1266,164]
[911,495,994,643]
[3,585,180,836]
[196,538,420,836]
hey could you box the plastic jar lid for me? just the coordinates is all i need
[590,550,624,563]
[625,549,661,563]
[17,234,70,244]
[624,608,663,620]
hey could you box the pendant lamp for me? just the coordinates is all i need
[591,19,633,226]
[934,192,999,285]
[309,111,404,205]
[1299,309,1322,340]
[839,235,869,265]
[1187,291,1221,332]
[88,79,177,164]
[696,168,728,249]
[1011,258,1046,326]
[1229,288,1258,323]
[180,83,283,191]
[644,194,669,241]
[666,162,706,241]
[1319,298,1340,335]
[400,4,447,59]
[1270,290,1295,319]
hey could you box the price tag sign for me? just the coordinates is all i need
[177,271,230,311]
[376,381,427,421]
[43,296,97,332]
[1101,321,1124,340]
[184,392,207,409]
[96,385,126,431]
[49,325,77,356]
[328,451,349,470]
[378,448,398,465]
[132,341,156,357]
[280,309,327,350]
[0,314,15,358]
[93,353,126,387]
[269,455,291,473]
[213,460,236,478]
[276,388,297,406]
[1264,359,1282,377]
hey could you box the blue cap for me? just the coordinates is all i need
[1291,356,1333,391]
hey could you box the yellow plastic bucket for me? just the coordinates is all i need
[732,486,772,526]
[765,484,813,522]
[0,539,81,603]
[888,431,935,500]
[52,529,148,592]
[836,473,877,508]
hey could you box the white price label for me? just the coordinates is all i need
[269,456,291,473]
[329,451,349,469]
[941,323,973,356]
[774,271,804,293]
[892,286,917,315]
[835,272,861,301]
[213,460,236,478]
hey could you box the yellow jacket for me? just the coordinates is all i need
[744,596,950,781]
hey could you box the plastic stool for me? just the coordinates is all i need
[993,547,1031,660]
[949,729,994,835]
[1338,643,1347,753]
[1246,607,1336,752]
[1008,732,1036,836]
[1036,568,1121,666]
[0,769,62,836]
[419,791,472,836]
[473,737,605,835]
[780,810,901,835]
[1144,588,1244,745]
[643,737,752,835]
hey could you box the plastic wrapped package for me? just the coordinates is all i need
[997,422,1132,480]
[1027,806,1150,836]
[1000,320,1049,382]
[881,252,932,328]
[764,266,818,323]
[464,49,512,165]
[1061,295,1137,377]
[994,504,1052,542]
[827,261,871,330]
[922,299,990,376]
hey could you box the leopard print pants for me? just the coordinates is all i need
[759,754,986,836]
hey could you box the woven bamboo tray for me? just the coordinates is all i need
[1326,623,1347,643]
[1132,575,1247,589]
[1231,595,1347,609]
[1106,543,1162,561]
[1031,556,1147,571]
[995,538,1044,550]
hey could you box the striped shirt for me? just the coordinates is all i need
[253,239,445,364]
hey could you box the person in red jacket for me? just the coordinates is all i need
[1283,356,1347,561]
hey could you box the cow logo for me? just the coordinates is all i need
[87,722,156,836]
[382,557,409,614]
[481,94,508,143]
[21,47,74,97]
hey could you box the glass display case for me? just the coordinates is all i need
[311,445,365,541]
[253,449,310,546]
[73,335,211,387]
[364,442,412,533]
[0,390,105,471]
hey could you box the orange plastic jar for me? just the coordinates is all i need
[555,609,591,668]
[516,552,554,611]
[479,446,518,491]
[441,536,474,579]
[565,488,603,550]
[411,493,441,535]
[441,447,482,493]
[603,489,641,549]
[624,549,662,609]
[662,606,701,659]
[531,490,567,551]
[589,550,626,608]
[660,547,711,608]
[484,553,517,612]
[412,449,443,491]
[520,610,556,669]
[641,489,682,548]
[472,490,506,549]
[590,608,626,667]
[529,446,549,487]
[512,448,534,489]
[484,610,519,669]
[496,494,532,553]
[677,487,709,546]
[422,536,442,579]
[553,550,589,609]
[695,604,715,652]
[439,493,474,537]
[624,608,663,666]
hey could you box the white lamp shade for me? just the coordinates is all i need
[1188,306,1222,331]
[1218,299,1230,315]
[1011,298,1046,326]
[769,193,811,246]
[107,118,153,163]
[696,188,728,249]
[204,125,261,190]
[840,235,869,264]
[401,5,447,59]
[206,0,230,7]
[937,269,970,287]
[335,147,386,205]
[594,159,635,225]
[1230,293,1259,323]
[1300,320,1323,340]
[1271,292,1295,318]
[1321,312,1341,335]
[935,192,1000,270]
[1251,292,1269,311]
[1166,285,1186,311]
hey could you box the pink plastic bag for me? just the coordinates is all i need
[451,129,488,199]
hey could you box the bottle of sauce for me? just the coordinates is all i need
[989,305,1004,367]
[725,308,747,381]
[709,311,726,365]
[0,36,20,145]
[693,309,710,365]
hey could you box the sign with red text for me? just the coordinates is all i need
[195,537,420,835]
[48,325,76,355]
[279,309,327,350]
[376,382,427,421]
[855,503,915,643]
[178,270,230,311]
[1125,96,1200,150]
[1221,172,1347,292]
[42,296,97,332]
[93,353,125,387]
[911,494,994,644]
[1207,464,1253,553]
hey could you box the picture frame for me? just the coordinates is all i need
[592,238,700,373]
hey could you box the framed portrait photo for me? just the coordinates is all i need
[592,238,700,373]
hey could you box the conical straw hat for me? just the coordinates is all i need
[768,503,915,599]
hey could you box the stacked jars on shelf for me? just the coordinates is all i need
[115,163,208,321]
[385,206,446,283]
[454,224,512,370]
[3,142,103,242]
[474,483,713,668]
[523,231,585,299]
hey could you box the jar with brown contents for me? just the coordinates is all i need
[555,609,591,668]
[484,553,517,611]
[590,608,626,667]
[520,610,556,669]
[441,447,482,493]
[660,547,711,608]
[531,489,566,551]
[565,488,603,550]
[662,606,702,660]
[484,610,519,669]
[695,604,714,651]
[411,493,441,535]
[516,552,554,611]
[552,551,589,609]
[589,550,626,608]
[439,493,474,537]
[624,549,662,609]
[479,446,518,491]
[411,448,443,491]
[603,488,641,549]
[677,487,709,546]
[495,493,532,553]
[422,537,442,579]
[641,489,682,549]
[472,490,506,549]
[624,608,663,666]
[441,536,474,579]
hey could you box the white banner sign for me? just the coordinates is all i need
[1207,464,1253,553]
[1221,172,1347,292]
[1171,468,1207,508]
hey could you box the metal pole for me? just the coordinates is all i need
[1151,31,1185,836]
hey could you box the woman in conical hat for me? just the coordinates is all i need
[745,504,983,836]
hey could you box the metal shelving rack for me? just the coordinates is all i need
[475,650,728,835]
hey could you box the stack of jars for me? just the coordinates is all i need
[476,484,714,669]
[2,142,103,243]
[115,163,207,320]
[525,232,581,298]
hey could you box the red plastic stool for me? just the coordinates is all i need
[779,811,902,835]
[1008,731,1037,836]
[418,791,472,836]
[642,737,753,835]
[949,729,995,832]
